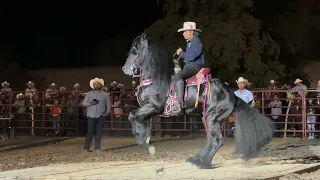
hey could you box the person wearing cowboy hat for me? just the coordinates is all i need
[25,81,37,98]
[110,81,118,90]
[174,22,205,112]
[1,81,12,93]
[45,82,59,100]
[12,93,28,130]
[82,77,111,153]
[266,80,278,100]
[292,78,308,97]
[234,77,255,108]
[72,83,84,98]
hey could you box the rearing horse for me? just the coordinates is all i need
[122,32,274,169]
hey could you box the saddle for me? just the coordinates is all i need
[162,68,212,117]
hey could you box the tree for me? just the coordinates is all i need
[146,0,286,87]
[270,0,320,57]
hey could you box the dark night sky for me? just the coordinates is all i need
[0,1,160,69]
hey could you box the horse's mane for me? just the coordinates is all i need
[142,38,174,85]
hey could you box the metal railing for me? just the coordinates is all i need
[0,89,318,138]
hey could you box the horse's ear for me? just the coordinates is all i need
[141,31,147,40]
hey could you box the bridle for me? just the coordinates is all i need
[127,52,143,78]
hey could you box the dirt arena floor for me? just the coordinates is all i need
[0,136,319,179]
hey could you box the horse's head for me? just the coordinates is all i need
[122,32,148,77]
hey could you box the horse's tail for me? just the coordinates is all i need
[233,96,274,161]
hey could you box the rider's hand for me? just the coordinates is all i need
[176,47,182,55]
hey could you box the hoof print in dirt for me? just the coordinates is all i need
[186,157,213,169]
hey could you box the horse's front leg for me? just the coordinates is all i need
[128,103,157,155]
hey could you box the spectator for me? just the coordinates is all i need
[132,80,137,89]
[306,104,316,139]
[63,93,75,134]
[117,83,125,97]
[72,83,82,98]
[266,80,278,100]
[1,81,12,93]
[45,83,59,100]
[112,95,123,136]
[268,94,282,137]
[12,93,27,133]
[244,79,252,90]
[25,81,37,99]
[47,99,62,135]
[110,81,120,98]
[101,87,108,93]
[59,86,68,99]
[292,78,308,97]
[234,77,255,108]
[82,77,111,153]
[110,81,118,91]
[0,93,9,117]
[290,93,302,137]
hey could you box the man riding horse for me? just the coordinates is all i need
[174,21,204,112]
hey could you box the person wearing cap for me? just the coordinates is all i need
[234,77,255,108]
[82,77,111,153]
[174,21,205,112]
[292,78,308,97]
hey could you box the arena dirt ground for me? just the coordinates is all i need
[0,136,319,179]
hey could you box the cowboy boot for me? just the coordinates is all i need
[173,80,186,112]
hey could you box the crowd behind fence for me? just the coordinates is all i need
[0,89,319,139]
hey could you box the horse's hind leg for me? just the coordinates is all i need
[187,107,233,169]
[129,103,158,155]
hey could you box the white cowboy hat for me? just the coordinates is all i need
[50,83,56,86]
[27,81,34,85]
[270,80,275,84]
[110,81,117,86]
[236,77,246,83]
[59,86,66,91]
[1,81,9,87]
[294,78,303,84]
[178,22,202,32]
[117,83,124,88]
[73,83,80,88]
[16,93,24,99]
[90,77,104,89]
[132,81,136,85]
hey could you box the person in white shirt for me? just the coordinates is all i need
[292,78,308,97]
[234,77,255,108]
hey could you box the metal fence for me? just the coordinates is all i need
[0,89,319,138]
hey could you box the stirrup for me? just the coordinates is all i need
[172,103,181,112]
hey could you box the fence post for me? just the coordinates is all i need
[302,90,306,139]
[75,91,80,136]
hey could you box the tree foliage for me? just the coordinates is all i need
[146,0,286,87]
[269,0,320,59]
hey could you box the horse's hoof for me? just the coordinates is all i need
[148,145,156,155]
[186,157,212,169]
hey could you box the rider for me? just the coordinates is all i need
[174,22,204,112]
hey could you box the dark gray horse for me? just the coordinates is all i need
[122,32,274,169]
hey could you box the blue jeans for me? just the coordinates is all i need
[84,116,105,151]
